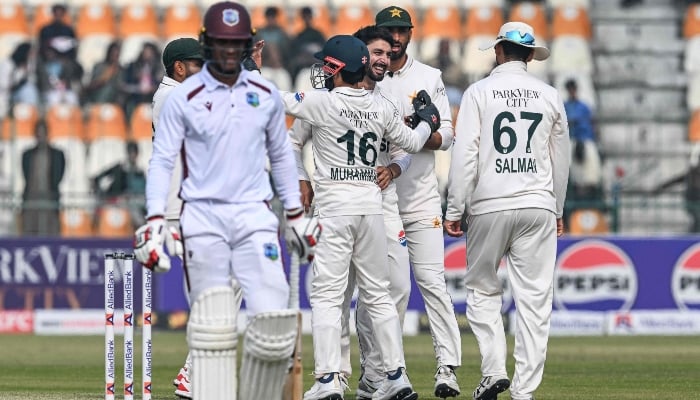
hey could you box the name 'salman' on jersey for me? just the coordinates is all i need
[495,157,537,173]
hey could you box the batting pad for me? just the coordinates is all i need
[187,286,238,400]
[239,310,298,400]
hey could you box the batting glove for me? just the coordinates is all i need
[133,216,179,273]
[284,208,322,263]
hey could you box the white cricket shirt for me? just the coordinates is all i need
[377,56,455,221]
[446,61,570,220]
[151,75,182,221]
[146,66,301,217]
[281,86,432,217]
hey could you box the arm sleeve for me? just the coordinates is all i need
[445,88,480,221]
[389,144,411,172]
[288,118,312,181]
[383,97,432,153]
[145,92,185,218]
[433,75,455,151]
[267,90,303,210]
[280,90,329,123]
[551,97,571,218]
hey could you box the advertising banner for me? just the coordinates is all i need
[1,236,699,315]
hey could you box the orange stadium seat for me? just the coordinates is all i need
[129,103,153,141]
[509,1,549,42]
[290,5,332,38]
[463,6,504,38]
[419,6,463,61]
[75,4,116,38]
[96,205,134,238]
[689,110,700,142]
[333,5,375,37]
[1,104,39,141]
[118,4,158,37]
[163,4,202,41]
[85,103,128,142]
[46,104,83,142]
[685,4,700,38]
[568,209,609,235]
[60,208,94,237]
[551,6,591,40]
[462,0,505,8]
[547,0,590,8]
[0,3,29,36]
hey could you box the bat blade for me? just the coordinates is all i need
[284,250,303,400]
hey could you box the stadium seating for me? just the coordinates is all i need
[0,3,30,59]
[85,103,128,179]
[1,104,38,195]
[60,208,94,237]
[129,103,153,173]
[553,72,596,110]
[463,5,503,38]
[95,204,134,238]
[75,4,117,75]
[549,35,593,74]
[46,104,89,202]
[118,4,160,65]
[546,0,590,9]
[418,5,463,62]
[684,36,700,74]
[689,110,700,142]
[568,209,609,235]
[551,5,592,40]
[461,0,505,9]
[31,3,73,36]
[250,5,290,34]
[333,5,375,37]
[684,3,700,39]
[162,4,202,42]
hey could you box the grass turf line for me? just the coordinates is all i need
[0,333,698,399]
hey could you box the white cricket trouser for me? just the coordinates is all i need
[180,201,289,315]
[403,217,462,368]
[344,216,411,382]
[311,214,405,376]
[465,208,556,400]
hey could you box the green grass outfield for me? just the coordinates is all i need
[1,333,698,399]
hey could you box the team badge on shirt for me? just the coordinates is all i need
[263,243,279,260]
[294,92,305,103]
[246,92,260,107]
[398,230,407,247]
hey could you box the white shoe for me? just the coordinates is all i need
[434,365,460,398]
[356,374,380,400]
[303,373,344,400]
[371,368,418,400]
[174,372,192,399]
[339,373,350,393]
[473,375,510,400]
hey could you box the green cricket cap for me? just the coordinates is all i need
[162,38,203,68]
[375,6,413,28]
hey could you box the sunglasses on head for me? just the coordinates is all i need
[498,30,535,46]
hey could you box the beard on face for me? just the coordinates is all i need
[390,42,406,61]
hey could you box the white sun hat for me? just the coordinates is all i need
[479,21,550,61]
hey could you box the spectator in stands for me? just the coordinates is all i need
[654,143,700,233]
[38,4,77,62]
[92,140,146,227]
[427,38,467,112]
[21,119,65,236]
[255,6,292,73]
[120,42,162,122]
[0,42,40,120]
[83,41,123,105]
[564,78,603,220]
[289,6,326,82]
[36,40,83,107]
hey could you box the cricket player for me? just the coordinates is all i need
[148,37,204,399]
[375,6,462,397]
[279,35,441,400]
[286,26,414,398]
[444,21,570,400]
[134,2,321,400]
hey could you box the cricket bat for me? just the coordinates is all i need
[283,250,303,400]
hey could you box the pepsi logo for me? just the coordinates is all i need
[444,241,512,312]
[672,243,700,310]
[554,240,637,311]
